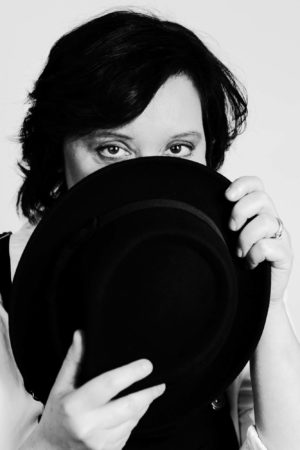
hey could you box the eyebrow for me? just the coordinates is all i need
[92,131,134,140]
[169,131,203,140]
[92,130,203,140]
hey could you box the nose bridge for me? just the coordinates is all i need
[139,145,162,157]
[135,134,164,157]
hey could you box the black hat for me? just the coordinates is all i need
[9,156,270,429]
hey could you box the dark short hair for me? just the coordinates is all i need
[17,9,248,223]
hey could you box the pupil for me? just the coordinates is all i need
[108,146,119,155]
[171,145,181,154]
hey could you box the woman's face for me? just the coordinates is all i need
[63,75,207,188]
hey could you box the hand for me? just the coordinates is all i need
[225,176,293,303]
[23,331,165,450]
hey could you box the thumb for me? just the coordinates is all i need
[50,330,84,396]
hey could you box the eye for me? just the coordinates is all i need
[165,143,194,157]
[95,144,132,161]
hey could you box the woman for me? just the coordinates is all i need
[0,9,299,450]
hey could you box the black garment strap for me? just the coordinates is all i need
[0,232,12,313]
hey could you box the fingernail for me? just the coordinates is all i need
[225,188,236,200]
[236,247,243,258]
[139,359,153,374]
[229,219,237,231]
[73,330,80,345]
[155,384,166,396]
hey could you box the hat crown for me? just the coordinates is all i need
[9,157,271,430]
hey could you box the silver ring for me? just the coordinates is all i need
[272,217,284,239]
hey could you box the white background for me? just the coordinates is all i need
[1,0,300,336]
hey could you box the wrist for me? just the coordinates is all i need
[268,297,286,311]
[253,298,299,359]
[19,426,53,450]
[269,285,288,305]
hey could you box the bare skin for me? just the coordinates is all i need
[20,75,298,449]
[25,335,165,449]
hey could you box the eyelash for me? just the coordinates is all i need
[94,145,132,162]
[94,143,195,161]
[167,143,194,156]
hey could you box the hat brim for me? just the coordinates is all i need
[9,156,271,412]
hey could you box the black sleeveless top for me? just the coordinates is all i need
[0,231,239,449]
[0,232,12,312]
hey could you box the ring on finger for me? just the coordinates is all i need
[271,217,284,239]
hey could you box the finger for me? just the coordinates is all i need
[229,192,276,231]
[245,238,290,270]
[89,383,166,428]
[51,330,84,395]
[70,358,154,409]
[225,176,264,202]
[68,383,165,438]
[237,214,280,257]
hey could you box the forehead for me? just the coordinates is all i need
[112,75,204,138]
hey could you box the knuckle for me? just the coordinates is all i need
[259,213,273,233]
[258,190,269,203]
[61,399,88,442]
[249,238,260,253]
[259,212,270,224]
[234,176,246,184]
[68,417,86,442]
[255,239,270,258]
[73,427,88,444]
[256,238,267,252]
[254,175,263,186]
[62,396,74,418]
[248,175,264,190]
[101,372,118,393]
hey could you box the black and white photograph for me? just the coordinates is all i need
[1,1,300,449]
